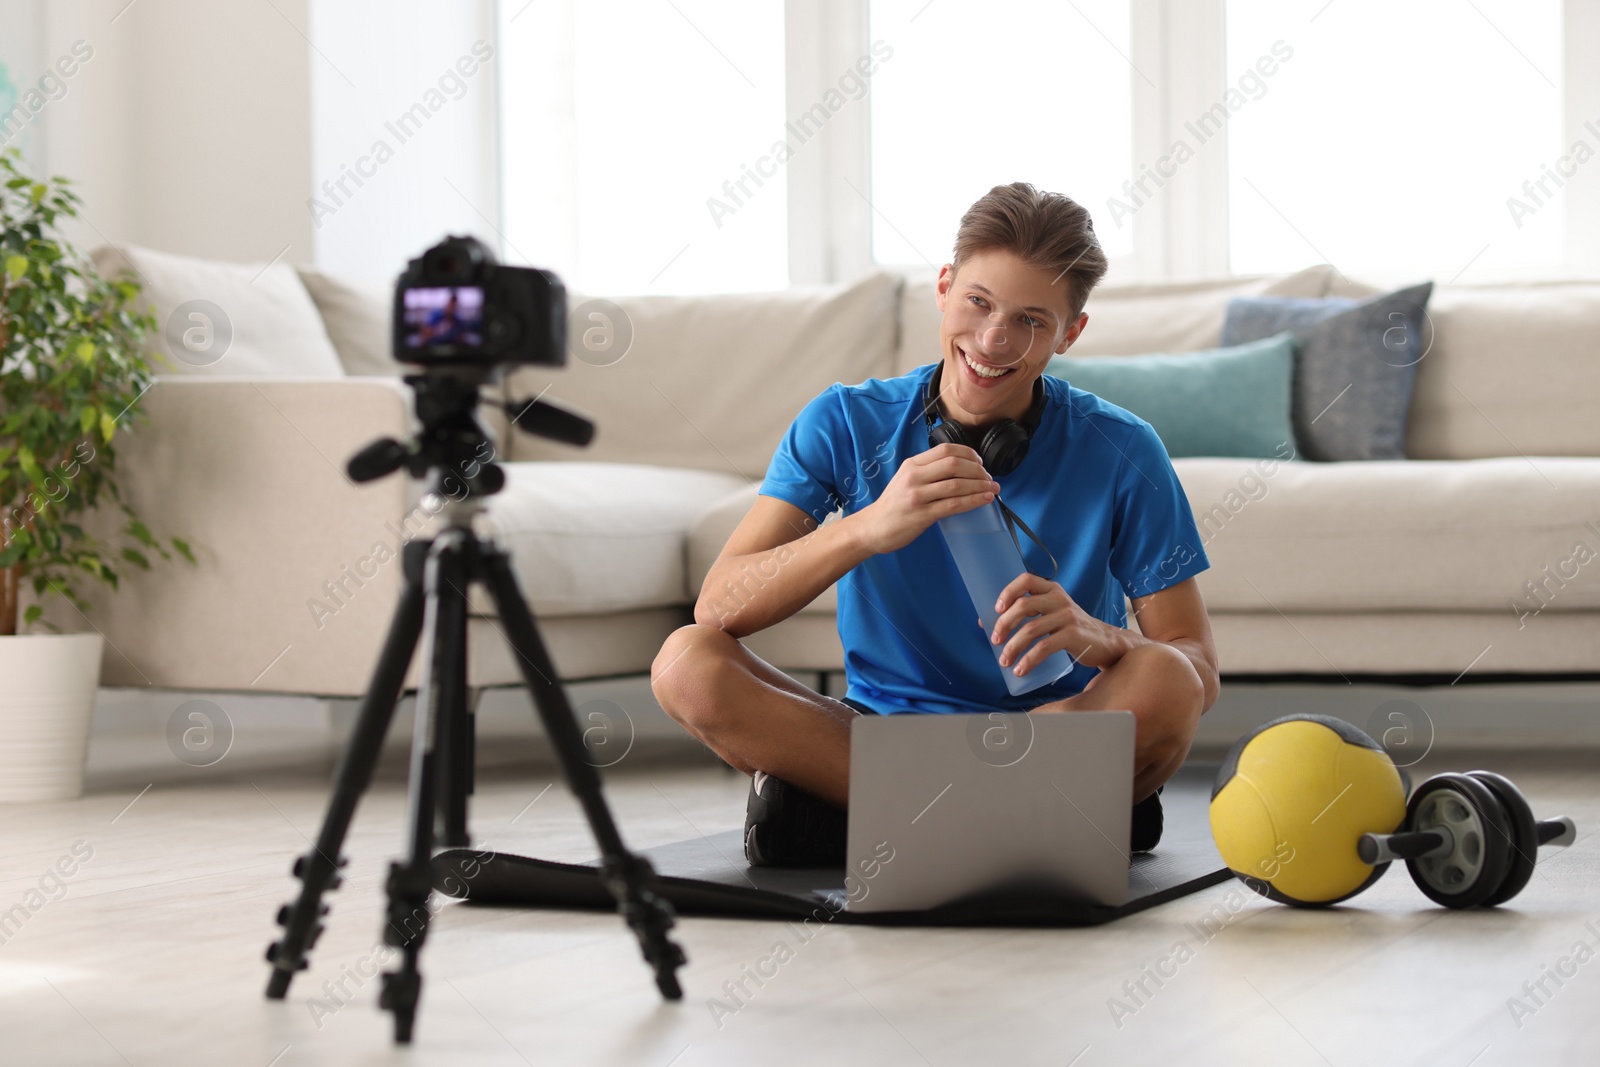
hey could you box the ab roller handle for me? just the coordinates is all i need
[1360,815,1576,864]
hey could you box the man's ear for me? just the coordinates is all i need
[1055,312,1088,355]
[935,263,955,312]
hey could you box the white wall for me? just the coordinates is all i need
[5,0,315,266]
[3,0,499,281]
[307,0,500,284]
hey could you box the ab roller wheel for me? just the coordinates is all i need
[1211,715,1577,910]
[1359,769,1577,908]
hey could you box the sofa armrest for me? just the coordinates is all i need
[40,377,416,695]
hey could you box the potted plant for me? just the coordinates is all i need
[0,147,190,801]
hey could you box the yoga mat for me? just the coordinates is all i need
[432,768,1231,926]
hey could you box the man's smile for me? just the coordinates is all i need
[956,345,1019,384]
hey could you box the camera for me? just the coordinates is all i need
[392,235,566,367]
[346,235,592,490]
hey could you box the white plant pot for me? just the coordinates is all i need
[0,632,103,801]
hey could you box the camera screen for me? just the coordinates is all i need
[401,285,485,349]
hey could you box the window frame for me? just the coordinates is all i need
[784,0,1231,283]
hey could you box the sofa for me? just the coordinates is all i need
[49,249,1600,697]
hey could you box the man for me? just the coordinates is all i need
[651,182,1218,866]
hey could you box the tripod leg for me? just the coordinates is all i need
[434,575,473,849]
[265,541,428,1000]
[379,533,470,1043]
[474,542,687,1000]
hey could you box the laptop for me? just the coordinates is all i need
[844,710,1135,913]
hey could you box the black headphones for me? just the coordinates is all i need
[921,360,1048,477]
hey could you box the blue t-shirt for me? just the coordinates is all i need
[759,361,1210,716]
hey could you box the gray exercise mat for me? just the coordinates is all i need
[432,769,1230,926]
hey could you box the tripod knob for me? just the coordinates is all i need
[348,438,409,482]
[276,902,329,926]
[264,942,309,970]
[505,395,595,446]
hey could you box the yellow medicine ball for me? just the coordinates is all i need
[1210,714,1408,906]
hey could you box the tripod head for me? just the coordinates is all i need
[346,365,594,499]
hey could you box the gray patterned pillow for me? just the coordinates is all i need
[1222,283,1433,461]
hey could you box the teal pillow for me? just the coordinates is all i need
[1046,333,1298,459]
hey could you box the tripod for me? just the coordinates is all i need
[263,370,686,1043]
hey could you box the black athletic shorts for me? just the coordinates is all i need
[841,696,882,716]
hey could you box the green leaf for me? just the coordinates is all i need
[172,537,195,564]
[76,339,95,364]
[80,406,98,434]
[120,548,151,570]
[0,544,25,568]
[100,411,116,443]
[29,182,47,203]
[128,520,156,547]
[17,445,46,485]
[4,254,26,280]
[23,605,43,625]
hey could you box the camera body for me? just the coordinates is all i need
[393,235,566,367]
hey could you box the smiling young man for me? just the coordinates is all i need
[651,182,1219,866]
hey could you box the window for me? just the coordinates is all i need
[868,0,1135,267]
[493,1,1590,291]
[500,0,787,294]
[1226,0,1564,277]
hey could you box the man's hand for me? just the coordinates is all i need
[853,443,1000,555]
[1009,576,1219,801]
[989,572,1134,677]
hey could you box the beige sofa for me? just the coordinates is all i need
[55,251,1600,696]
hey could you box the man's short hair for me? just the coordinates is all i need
[951,182,1109,319]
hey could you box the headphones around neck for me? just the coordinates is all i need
[921,360,1047,477]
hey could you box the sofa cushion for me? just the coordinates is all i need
[484,462,748,616]
[1408,283,1600,459]
[689,459,1600,624]
[687,484,840,618]
[895,265,1334,374]
[503,272,902,479]
[1046,334,1297,459]
[91,244,345,378]
[1326,275,1600,459]
[1174,456,1600,614]
[296,266,405,377]
[1222,284,1433,462]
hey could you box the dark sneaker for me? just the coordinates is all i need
[743,772,847,868]
[1131,787,1164,854]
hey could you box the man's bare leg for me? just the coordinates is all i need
[651,625,1204,808]
[1030,641,1206,802]
[650,623,859,807]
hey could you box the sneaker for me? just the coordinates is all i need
[743,772,847,868]
[1131,786,1164,854]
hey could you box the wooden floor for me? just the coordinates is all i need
[3,747,1596,1066]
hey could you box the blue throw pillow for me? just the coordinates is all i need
[1046,333,1298,459]
[1222,283,1433,461]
